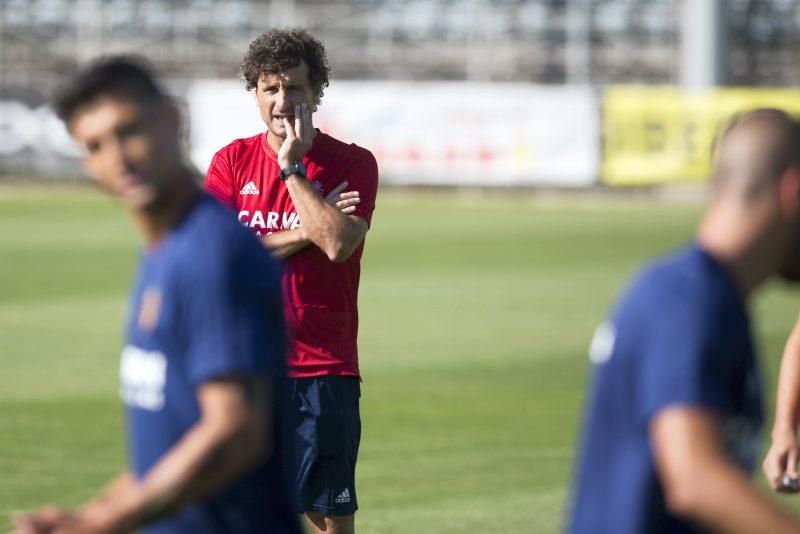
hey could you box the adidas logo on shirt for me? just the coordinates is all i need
[334,488,351,504]
[240,181,260,195]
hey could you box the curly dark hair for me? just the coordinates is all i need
[241,28,330,105]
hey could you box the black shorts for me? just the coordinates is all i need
[289,376,361,516]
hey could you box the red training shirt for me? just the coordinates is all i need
[205,131,378,379]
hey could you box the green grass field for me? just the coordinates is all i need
[2,185,800,532]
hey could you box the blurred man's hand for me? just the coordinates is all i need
[763,429,800,493]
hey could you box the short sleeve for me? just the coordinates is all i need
[204,150,237,210]
[178,236,285,387]
[638,288,726,425]
[341,147,379,226]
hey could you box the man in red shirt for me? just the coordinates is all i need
[205,28,378,534]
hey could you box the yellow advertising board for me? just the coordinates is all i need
[602,87,800,186]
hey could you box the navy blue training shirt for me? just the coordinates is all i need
[569,244,763,534]
[120,194,300,533]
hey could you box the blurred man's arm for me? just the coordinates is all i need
[25,376,273,533]
[77,471,136,514]
[763,314,800,490]
[651,406,800,533]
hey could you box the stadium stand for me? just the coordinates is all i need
[0,0,796,88]
[2,0,800,182]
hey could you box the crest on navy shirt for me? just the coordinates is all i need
[137,287,162,332]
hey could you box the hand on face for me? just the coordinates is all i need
[277,103,315,169]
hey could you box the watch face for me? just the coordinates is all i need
[281,162,306,180]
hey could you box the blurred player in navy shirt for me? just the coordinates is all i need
[13,56,301,534]
[570,109,800,533]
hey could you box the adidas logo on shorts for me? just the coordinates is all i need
[334,488,351,504]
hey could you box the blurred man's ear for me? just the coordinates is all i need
[161,98,181,132]
[778,165,800,219]
[153,97,185,154]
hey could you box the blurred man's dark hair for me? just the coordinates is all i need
[53,55,167,127]
[713,109,800,173]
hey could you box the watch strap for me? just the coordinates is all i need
[280,161,306,181]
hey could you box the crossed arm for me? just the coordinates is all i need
[651,406,800,533]
[279,175,368,263]
[262,180,366,261]
[13,377,272,534]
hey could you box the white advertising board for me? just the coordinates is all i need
[186,81,599,187]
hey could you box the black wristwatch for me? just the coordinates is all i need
[279,161,307,181]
